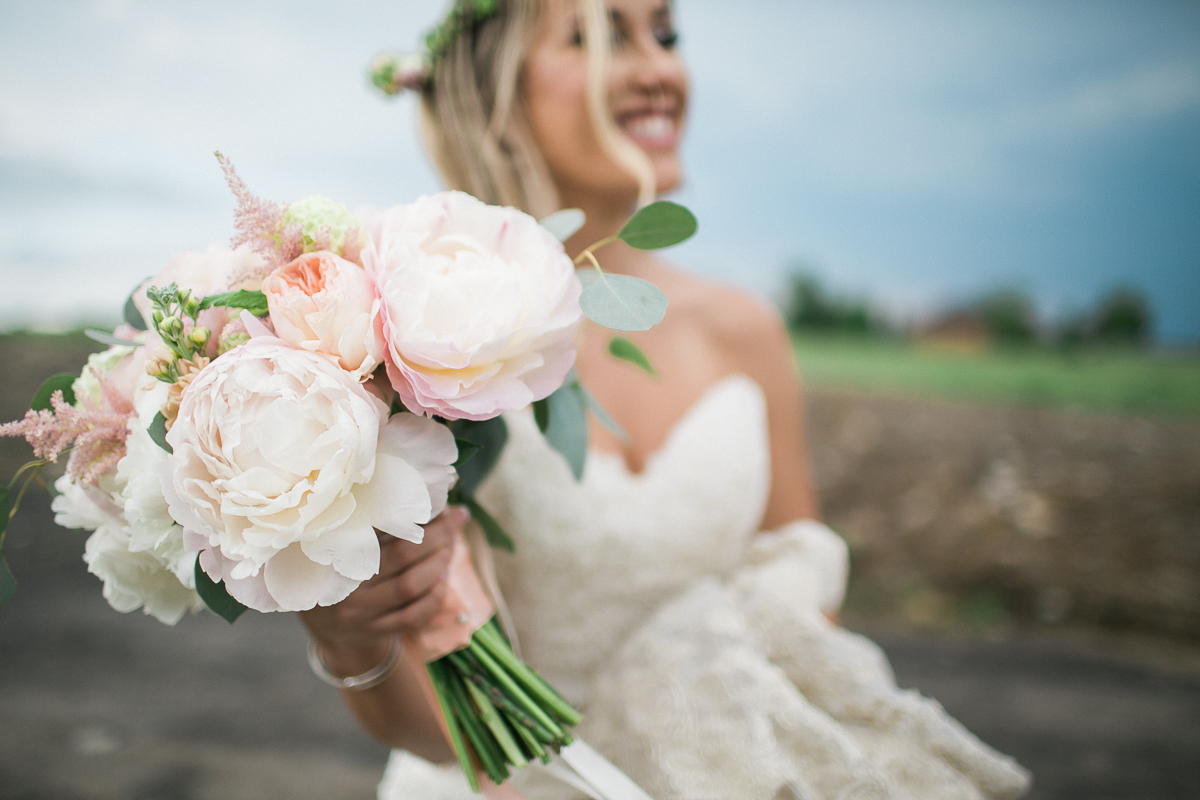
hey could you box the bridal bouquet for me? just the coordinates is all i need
[0,155,694,795]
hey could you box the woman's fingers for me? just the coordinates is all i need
[372,577,451,634]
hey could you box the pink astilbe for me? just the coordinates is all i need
[0,391,134,486]
[216,152,303,270]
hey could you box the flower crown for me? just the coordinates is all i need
[370,0,501,95]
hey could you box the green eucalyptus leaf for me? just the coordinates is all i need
[543,383,587,481]
[617,201,697,250]
[539,208,585,243]
[449,416,508,498]
[462,496,514,553]
[84,329,140,348]
[532,398,551,433]
[124,279,151,331]
[607,336,657,376]
[198,289,269,316]
[579,273,668,332]
[31,375,78,412]
[194,557,247,624]
[576,382,629,444]
[148,412,173,454]
[0,557,15,604]
[453,438,483,469]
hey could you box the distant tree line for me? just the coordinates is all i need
[782,269,1155,347]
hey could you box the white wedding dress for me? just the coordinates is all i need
[379,375,1031,800]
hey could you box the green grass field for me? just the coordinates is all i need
[793,334,1200,419]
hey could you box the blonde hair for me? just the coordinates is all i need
[420,0,656,218]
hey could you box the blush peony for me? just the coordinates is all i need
[160,336,457,613]
[363,191,583,421]
[262,251,385,380]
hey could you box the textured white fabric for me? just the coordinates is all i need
[379,375,1030,800]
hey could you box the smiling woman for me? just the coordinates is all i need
[300,1,1034,798]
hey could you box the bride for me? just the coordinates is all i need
[301,1,1032,798]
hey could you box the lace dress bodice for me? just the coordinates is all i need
[480,374,770,707]
[379,376,1030,800]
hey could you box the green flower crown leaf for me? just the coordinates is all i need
[617,201,697,250]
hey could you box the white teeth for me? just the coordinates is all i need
[624,114,673,140]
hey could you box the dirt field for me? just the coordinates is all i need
[806,389,1200,639]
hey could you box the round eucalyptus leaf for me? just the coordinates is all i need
[617,201,697,250]
[539,208,586,243]
[579,273,668,332]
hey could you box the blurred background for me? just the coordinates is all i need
[1,1,1197,799]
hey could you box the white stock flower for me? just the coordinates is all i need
[52,379,204,626]
[161,336,457,613]
[364,191,583,421]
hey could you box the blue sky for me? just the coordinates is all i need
[1,0,1197,341]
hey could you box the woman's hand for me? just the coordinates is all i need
[299,505,470,674]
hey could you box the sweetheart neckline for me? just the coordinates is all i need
[585,373,763,479]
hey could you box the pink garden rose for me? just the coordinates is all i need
[363,191,583,421]
[159,336,457,613]
[263,251,385,380]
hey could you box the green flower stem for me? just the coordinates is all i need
[467,639,565,739]
[464,675,528,769]
[475,624,583,726]
[447,651,559,743]
[447,669,509,785]
[510,715,550,764]
[426,662,479,793]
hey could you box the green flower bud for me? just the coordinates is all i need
[282,195,365,257]
[189,327,210,346]
[218,331,251,355]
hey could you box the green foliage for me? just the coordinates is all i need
[978,290,1037,345]
[1095,288,1152,345]
[193,558,247,623]
[123,281,150,331]
[84,329,139,348]
[782,272,873,335]
[31,374,78,411]
[532,398,551,433]
[607,336,657,376]
[449,416,508,498]
[578,270,668,332]
[617,201,697,250]
[198,289,269,317]
[576,382,629,443]
[148,412,173,454]
[452,438,483,469]
[542,382,587,480]
[462,495,514,553]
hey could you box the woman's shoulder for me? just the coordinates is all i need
[654,262,793,375]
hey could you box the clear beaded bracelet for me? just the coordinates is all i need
[307,635,401,691]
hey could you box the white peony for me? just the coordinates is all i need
[52,377,204,625]
[363,191,583,421]
[161,335,457,613]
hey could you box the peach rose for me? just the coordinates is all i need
[262,251,385,381]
